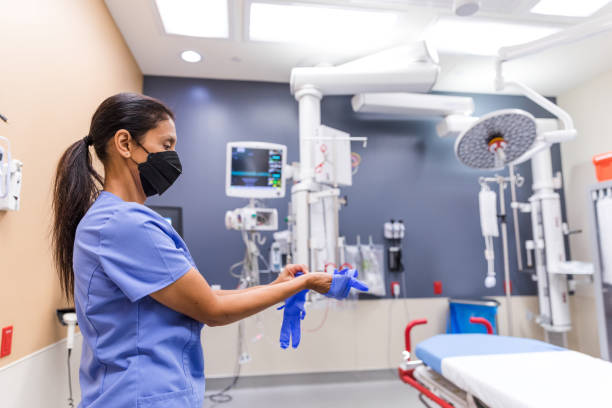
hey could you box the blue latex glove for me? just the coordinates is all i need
[278,272,308,349]
[324,268,369,299]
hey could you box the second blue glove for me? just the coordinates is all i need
[278,272,308,349]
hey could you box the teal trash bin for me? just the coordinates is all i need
[446,298,499,334]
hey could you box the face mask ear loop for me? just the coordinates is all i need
[134,139,151,155]
[129,138,150,166]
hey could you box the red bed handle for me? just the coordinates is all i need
[469,317,493,334]
[400,319,456,408]
[405,319,428,353]
[398,368,454,408]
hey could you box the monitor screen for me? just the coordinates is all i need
[227,143,285,198]
[147,206,183,237]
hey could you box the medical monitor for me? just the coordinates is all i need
[226,142,287,199]
[147,205,184,237]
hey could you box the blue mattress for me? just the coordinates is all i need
[414,334,564,374]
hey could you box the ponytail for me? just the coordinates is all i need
[51,92,174,301]
[52,139,102,302]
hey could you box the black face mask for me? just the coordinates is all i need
[133,142,182,197]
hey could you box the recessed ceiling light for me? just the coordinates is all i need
[426,18,560,56]
[249,2,398,48]
[530,0,610,17]
[155,0,228,38]
[181,50,202,63]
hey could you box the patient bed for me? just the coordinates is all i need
[398,319,612,408]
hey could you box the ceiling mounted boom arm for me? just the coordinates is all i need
[497,14,612,66]
[491,15,612,144]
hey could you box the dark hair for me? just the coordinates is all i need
[52,92,174,302]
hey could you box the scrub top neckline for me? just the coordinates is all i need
[100,190,123,202]
[100,190,145,206]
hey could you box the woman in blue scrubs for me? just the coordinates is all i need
[50,93,334,408]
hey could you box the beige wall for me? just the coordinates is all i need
[0,0,142,367]
[558,70,612,357]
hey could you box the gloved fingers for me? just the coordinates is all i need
[279,315,291,349]
[350,278,369,292]
[342,270,358,291]
[324,274,343,299]
[290,316,302,349]
[324,273,369,299]
[342,278,352,298]
[326,274,353,299]
[324,270,365,299]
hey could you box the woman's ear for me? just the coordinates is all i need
[113,129,132,159]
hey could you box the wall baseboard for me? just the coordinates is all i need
[0,333,82,408]
[206,369,398,391]
[0,336,68,372]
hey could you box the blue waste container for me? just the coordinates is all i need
[446,298,499,334]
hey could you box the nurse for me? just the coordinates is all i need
[50,93,337,408]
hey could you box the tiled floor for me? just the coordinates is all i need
[203,378,423,408]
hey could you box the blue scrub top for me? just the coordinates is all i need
[73,191,205,408]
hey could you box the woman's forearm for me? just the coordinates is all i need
[214,286,264,296]
[208,275,309,326]
[150,268,331,327]
[214,275,285,297]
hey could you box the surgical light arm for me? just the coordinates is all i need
[490,16,612,162]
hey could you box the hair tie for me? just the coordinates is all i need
[83,135,92,146]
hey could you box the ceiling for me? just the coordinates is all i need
[105,0,612,96]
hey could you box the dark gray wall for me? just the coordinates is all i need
[143,75,566,299]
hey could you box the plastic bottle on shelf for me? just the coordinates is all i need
[384,219,394,240]
[392,220,401,239]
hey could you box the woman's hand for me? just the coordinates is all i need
[305,272,332,294]
[272,264,309,285]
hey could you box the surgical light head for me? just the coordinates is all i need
[455,109,537,170]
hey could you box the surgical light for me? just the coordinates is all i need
[531,0,611,18]
[249,2,398,47]
[454,109,537,170]
[427,18,560,56]
[155,0,228,38]
[181,50,202,63]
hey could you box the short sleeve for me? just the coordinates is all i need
[99,205,194,302]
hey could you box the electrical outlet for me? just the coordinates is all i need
[391,281,401,298]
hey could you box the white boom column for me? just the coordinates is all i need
[530,148,571,339]
[292,86,322,266]
[289,42,440,270]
